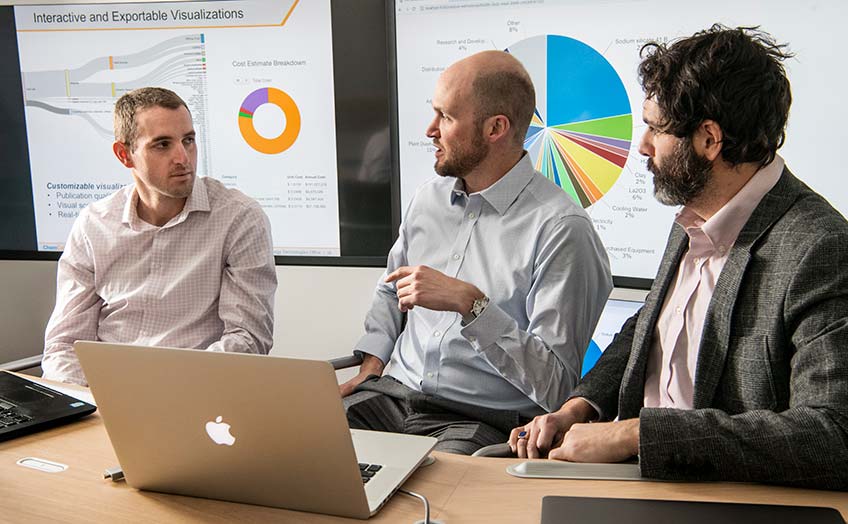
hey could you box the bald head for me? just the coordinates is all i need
[446,50,528,79]
[442,51,536,148]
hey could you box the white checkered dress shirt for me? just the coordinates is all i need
[42,177,277,385]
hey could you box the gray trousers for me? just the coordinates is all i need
[343,375,528,455]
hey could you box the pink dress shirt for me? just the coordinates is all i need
[42,177,277,385]
[643,157,784,408]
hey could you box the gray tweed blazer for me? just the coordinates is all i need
[572,167,848,490]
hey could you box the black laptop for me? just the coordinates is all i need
[0,371,96,441]
[541,496,845,524]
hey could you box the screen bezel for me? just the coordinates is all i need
[0,0,401,268]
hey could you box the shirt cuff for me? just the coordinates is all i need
[459,301,511,350]
[353,332,396,365]
[567,395,604,422]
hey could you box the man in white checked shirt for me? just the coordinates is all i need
[41,87,277,385]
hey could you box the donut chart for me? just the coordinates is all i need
[507,35,632,208]
[238,87,301,154]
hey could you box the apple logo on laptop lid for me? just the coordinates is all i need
[205,416,236,446]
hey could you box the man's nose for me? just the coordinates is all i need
[173,143,189,165]
[425,116,439,138]
[638,130,653,157]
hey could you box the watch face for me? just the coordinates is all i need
[472,296,489,317]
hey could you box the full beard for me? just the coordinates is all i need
[648,137,712,207]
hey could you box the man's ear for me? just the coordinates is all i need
[483,114,511,144]
[113,141,133,168]
[695,119,723,161]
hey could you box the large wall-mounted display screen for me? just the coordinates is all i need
[394,0,846,286]
[0,0,396,265]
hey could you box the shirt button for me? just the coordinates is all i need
[469,336,477,343]
[693,257,700,264]
[452,253,460,260]
[427,372,434,378]
[675,306,682,315]
[468,212,475,219]
[433,331,441,337]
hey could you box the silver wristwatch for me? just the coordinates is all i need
[466,295,490,322]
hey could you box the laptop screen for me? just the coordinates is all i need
[582,298,643,376]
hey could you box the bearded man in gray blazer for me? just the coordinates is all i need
[509,24,848,491]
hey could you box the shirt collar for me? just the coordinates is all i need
[450,154,535,216]
[676,155,784,251]
[122,176,209,230]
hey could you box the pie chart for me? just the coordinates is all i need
[507,35,632,207]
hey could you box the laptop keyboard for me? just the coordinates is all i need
[0,399,32,428]
[358,462,383,484]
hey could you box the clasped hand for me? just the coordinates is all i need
[385,265,481,315]
[508,401,639,463]
[339,266,482,398]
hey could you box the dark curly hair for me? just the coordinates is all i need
[638,24,793,167]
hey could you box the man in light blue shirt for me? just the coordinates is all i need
[341,50,612,454]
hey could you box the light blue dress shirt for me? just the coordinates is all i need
[356,155,612,416]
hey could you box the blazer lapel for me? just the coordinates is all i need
[618,225,687,419]
[692,167,802,408]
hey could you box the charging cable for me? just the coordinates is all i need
[103,466,124,482]
[399,488,444,524]
[105,466,443,523]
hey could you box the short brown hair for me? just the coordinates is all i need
[114,87,189,150]
[472,69,536,148]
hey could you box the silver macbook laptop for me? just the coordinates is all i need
[74,341,437,519]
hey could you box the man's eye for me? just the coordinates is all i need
[184,137,195,145]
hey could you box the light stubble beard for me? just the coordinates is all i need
[167,170,196,199]
[171,180,195,200]
[433,132,489,180]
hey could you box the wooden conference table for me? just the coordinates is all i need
[1,378,845,523]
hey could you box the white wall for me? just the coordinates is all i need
[0,260,383,375]
[272,265,384,383]
[0,260,58,364]
[0,259,645,382]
